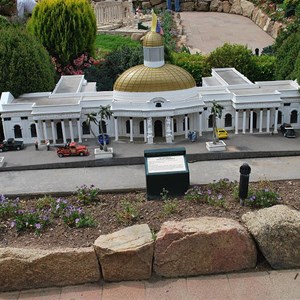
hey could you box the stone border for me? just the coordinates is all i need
[1,206,299,292]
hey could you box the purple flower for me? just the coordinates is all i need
[218,194,223,200]
[35,223,41,229]
[207,190,212,195]
[10,221,16,228]
[75,218,80,224]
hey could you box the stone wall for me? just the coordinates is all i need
[139,0,283,39]
[1,205,299,292]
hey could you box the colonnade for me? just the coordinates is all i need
[34,118,82,145]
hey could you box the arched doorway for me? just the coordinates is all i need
[56,122,63,140]
[249,112,257,129]
[0,117,4,141]
[154,120,163,137]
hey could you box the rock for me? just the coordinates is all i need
[0,247,101,292]
[149,0,163,6]
[181,1,195,11]
[270,21,284,39]
[94,224,154,281]
[241,0,254,18]
[154,217,257,277]
[242,205,300,269]
[229,0,242,14]
[222,1,231,13]
[210,0,221,12]
[257,11,268,29]
[142,1,152,10]
[195,1,210,11]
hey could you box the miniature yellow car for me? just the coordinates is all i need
[215,128,228,139]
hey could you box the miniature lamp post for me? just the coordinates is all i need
[239,163,251,206]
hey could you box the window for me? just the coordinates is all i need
[126,120,130,134]
[284,103,291,106]
[21,117,28,120]
[208,115,213,128]
[183,117,190,131]
[3,117,11,121]
[225,114,232,127]
[30,124,37,137]
[14,125,22,138]
[82,121,90,135]
[155,103,162,108]
[290,110,298,123]
[139,121,144,134]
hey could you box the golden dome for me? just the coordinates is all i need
[114,64,196,92]
[143,31,164,47]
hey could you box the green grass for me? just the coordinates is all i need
[95,34,141,55]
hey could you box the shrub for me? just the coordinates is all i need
[0,26,55,97]
[0,194,19,220]
[115,200,139,225]
[27,0,97,66]
[162,199,178,215]
[252,55,277,81]
[170,52,210,86]
[246,188,280,208]
[62,205,96,228]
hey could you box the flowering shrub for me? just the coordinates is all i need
[0,194,19,220]
[75,184,100,205]
[246,188,280,208]
[61,205,95,228]
[12,209,50,234]
[52,53,102,76]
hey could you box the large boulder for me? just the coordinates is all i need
[94,224,154,281]
[154,217,257,277]
[242,205,300,269]
[241,0,254,18]
[229,0,242,14]
[222,1,231,13]
[0,247,101,292]
[181,1,195,11]
[210,0,222,12]
[195,1,210,11]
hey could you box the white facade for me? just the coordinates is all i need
[0,68,299,145]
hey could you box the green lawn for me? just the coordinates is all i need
[95,34,141,56]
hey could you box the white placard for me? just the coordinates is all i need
[147,155,187,174]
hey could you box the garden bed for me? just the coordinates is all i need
[0,179,299,250]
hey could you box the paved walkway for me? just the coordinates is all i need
[1,269,299,300]
[180,12,275,54]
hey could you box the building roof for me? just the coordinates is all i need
[114,64,196,92]
[143,31,164,47]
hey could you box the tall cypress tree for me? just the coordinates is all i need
[27,0,97,66]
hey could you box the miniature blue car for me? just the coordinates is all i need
[98,134,110,145]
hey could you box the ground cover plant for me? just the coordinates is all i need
[0,179,299,249]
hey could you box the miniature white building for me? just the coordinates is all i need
[0,31,299,144]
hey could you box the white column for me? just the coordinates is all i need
[77,119,82,143]
[274,108,279,133]
[198,112,202,137]
[266,108,271,133]
[143,118,147,142]
[242,110,246,134]
[147,117,153,144]
[171,117,174,141]
[185,114,188,138]
[165,116,172,143]
[129,117,133,142]
[69,119,74,142]
[249,110,254,134]
[114,117,119,141]
[61,119,67,144]
[259,109,263,133]
[51,120,56,144]
[235,110,239,134]
[35,120,42,144]
[42,120,48,141]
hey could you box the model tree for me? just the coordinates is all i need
[211,100,224,145]
[85,105,112,151]
[0,25,55,97]
[27,0,96,67]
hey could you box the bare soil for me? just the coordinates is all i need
[0,180,299,251]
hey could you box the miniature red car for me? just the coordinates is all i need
[56,142,89,158]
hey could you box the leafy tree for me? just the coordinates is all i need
[275,30,300,79]
[84,45,143,91]
[27,0,96,66]
[0,26,55,97]
[211,101,224,144]
[85,105,112,151]
[207,43,256,80]
[170,52,210,86]
[252,55,276,81]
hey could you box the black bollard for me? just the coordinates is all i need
[255,48,259,56]
[239,163,251,206]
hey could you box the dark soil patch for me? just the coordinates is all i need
[0,179,299,251]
